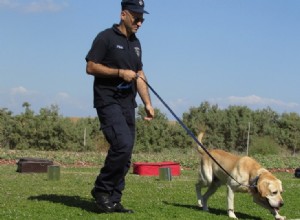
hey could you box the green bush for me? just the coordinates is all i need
[249,136,281,155]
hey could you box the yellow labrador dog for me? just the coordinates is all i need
[195,132,285,220]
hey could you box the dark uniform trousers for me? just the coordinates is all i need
[95,104,135,203]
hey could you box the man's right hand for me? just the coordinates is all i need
[119,69,138,82]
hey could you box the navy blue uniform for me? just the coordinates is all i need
[86,24,143,203]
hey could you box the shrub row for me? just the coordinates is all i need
[1,102,300,155]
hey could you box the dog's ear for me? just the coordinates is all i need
[197,132,205,144]
[257,179,270,198]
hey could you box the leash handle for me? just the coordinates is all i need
[139,76,245,187]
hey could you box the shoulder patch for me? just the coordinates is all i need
[134,47,141,57]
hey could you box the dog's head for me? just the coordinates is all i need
[252,171,284,215]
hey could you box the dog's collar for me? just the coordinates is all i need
[249,175,260,189]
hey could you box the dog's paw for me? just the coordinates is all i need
[228,209,237,219]
[197,199,209,211]
[197,201,209,211]
[273,209,286,220]
[197,200,203,208]
[275,216,286,220]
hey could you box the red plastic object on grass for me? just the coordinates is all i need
[133,161,181,176]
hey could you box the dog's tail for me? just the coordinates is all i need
[196,132,205,155]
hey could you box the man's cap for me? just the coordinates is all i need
[121,0,149,14]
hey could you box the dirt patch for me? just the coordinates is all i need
[0,159,17,165]
[268,168,295,173]
[0,159,98,168]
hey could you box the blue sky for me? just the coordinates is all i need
[1,0,299,119]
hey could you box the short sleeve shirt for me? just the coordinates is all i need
[85,24,143,108]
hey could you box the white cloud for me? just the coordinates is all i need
[23,0,69,13]
[169,98,188,108]
[0,87,92,116]
[10,86,32,95]
[50,92,94,116]
[1,87,299,118]
[0,86,38,114]
[0,0,20,9]
[227,95,299,108]
[208,95,300,114]
[0,0,69,13]
[56,92,70,100]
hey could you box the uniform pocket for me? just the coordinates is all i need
[101,124,119,147]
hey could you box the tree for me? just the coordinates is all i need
[183,102,226,149]
[135,105,190,152]
[223,106,252,152]
[0,108,14,148]
[136,105,170,152]
[277,112,300,155]
[252,107,279,137]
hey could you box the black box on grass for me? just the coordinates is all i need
[295,168,300,178]
[16,158,53,173]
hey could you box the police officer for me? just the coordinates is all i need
[85,0,154,214]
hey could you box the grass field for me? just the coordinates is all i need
[1,162,300,220]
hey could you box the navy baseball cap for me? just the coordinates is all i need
[121,0,149,14]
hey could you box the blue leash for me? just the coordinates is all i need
[139,77,249,187]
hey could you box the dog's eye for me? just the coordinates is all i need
[272,191,278,195]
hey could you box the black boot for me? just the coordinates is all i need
[91,188,115,213]
[113,202,134,213]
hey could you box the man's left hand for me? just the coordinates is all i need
[144,105,154,121]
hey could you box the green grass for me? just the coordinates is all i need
[0,164,300,220]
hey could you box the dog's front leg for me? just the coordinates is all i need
[227,185,237,219]
[195,183,207,210]
[270,209,286,220]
